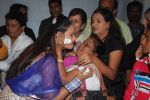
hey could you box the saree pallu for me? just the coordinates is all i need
[6,54,62,99]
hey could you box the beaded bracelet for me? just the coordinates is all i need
[65,77,82,93]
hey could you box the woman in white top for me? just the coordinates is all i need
[68,8,88,43]
[0,11,33,88]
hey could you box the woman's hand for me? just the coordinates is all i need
[76,44,95,65]
[55,32,64,58]
[77,53,94,65]
[75,67,93,82]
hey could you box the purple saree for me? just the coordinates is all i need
[7,54,62,99]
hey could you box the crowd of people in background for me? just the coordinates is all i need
[0,0,149,100]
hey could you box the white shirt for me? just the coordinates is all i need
[0,32,33,71]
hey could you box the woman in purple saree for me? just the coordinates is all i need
[7,54,62,99]
[0,18,92,100]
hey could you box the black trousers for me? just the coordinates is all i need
[72,90,106,100]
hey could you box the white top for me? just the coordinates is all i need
[0,32,33,71]
[66,63,101,91]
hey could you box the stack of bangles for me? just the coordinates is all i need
[65,77,82,93]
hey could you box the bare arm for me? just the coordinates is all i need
[55,67,93,100]
[78,50,123,80]
[55,32,92,85]
[57,60,78,84]
[54,87,70,100]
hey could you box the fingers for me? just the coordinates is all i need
[84,68,93,77]
[78,54,91,65]
[78,67,86,74]
[55,32,64,45]
[76,67,93,81]
[55,32,64,54]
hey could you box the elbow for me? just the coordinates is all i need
[108,68,117,80]
[109,72,117,80]
[109,75,116,80]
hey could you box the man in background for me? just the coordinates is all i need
[83,0,133,45]
[127,0,144,39]
[38,0,67,37]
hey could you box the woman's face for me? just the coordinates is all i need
[6,19,24,39]
[69,15,84,35]
[64,25,76,49]
[143,12,150,30]
[91,13,109,36]
[77,37,94,55]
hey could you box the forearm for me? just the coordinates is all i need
[55,77,82,100]
[55,87,69,100]
[57,62,77,84]
[93,56,117,80]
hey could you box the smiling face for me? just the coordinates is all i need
[91,13,109,37]
[69,15,84,36]
[6,19,24,40]
[64,25,76,49]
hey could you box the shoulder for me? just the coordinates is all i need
[115,18,131,32]
[17,33,33,48]
[115,18,130,31]
[105,36,125,52]
[1,34,8,40]
[25,27,33,32]
[0,25,6,30]
[59,14,67,19]
[35,53,56,63]
[40,54,57,68]
[1,35,9,43]
[22,34,33,43]
[41,17,51,23]
[115,18,127,26]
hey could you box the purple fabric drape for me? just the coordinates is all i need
[7,54,62,99]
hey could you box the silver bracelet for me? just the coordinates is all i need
[65,77,82,93]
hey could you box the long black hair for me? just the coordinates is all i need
[7,18,73,79]
[91,8,125,43]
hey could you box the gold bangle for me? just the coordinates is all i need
[57,59,63,63]
[57,54,63,60]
